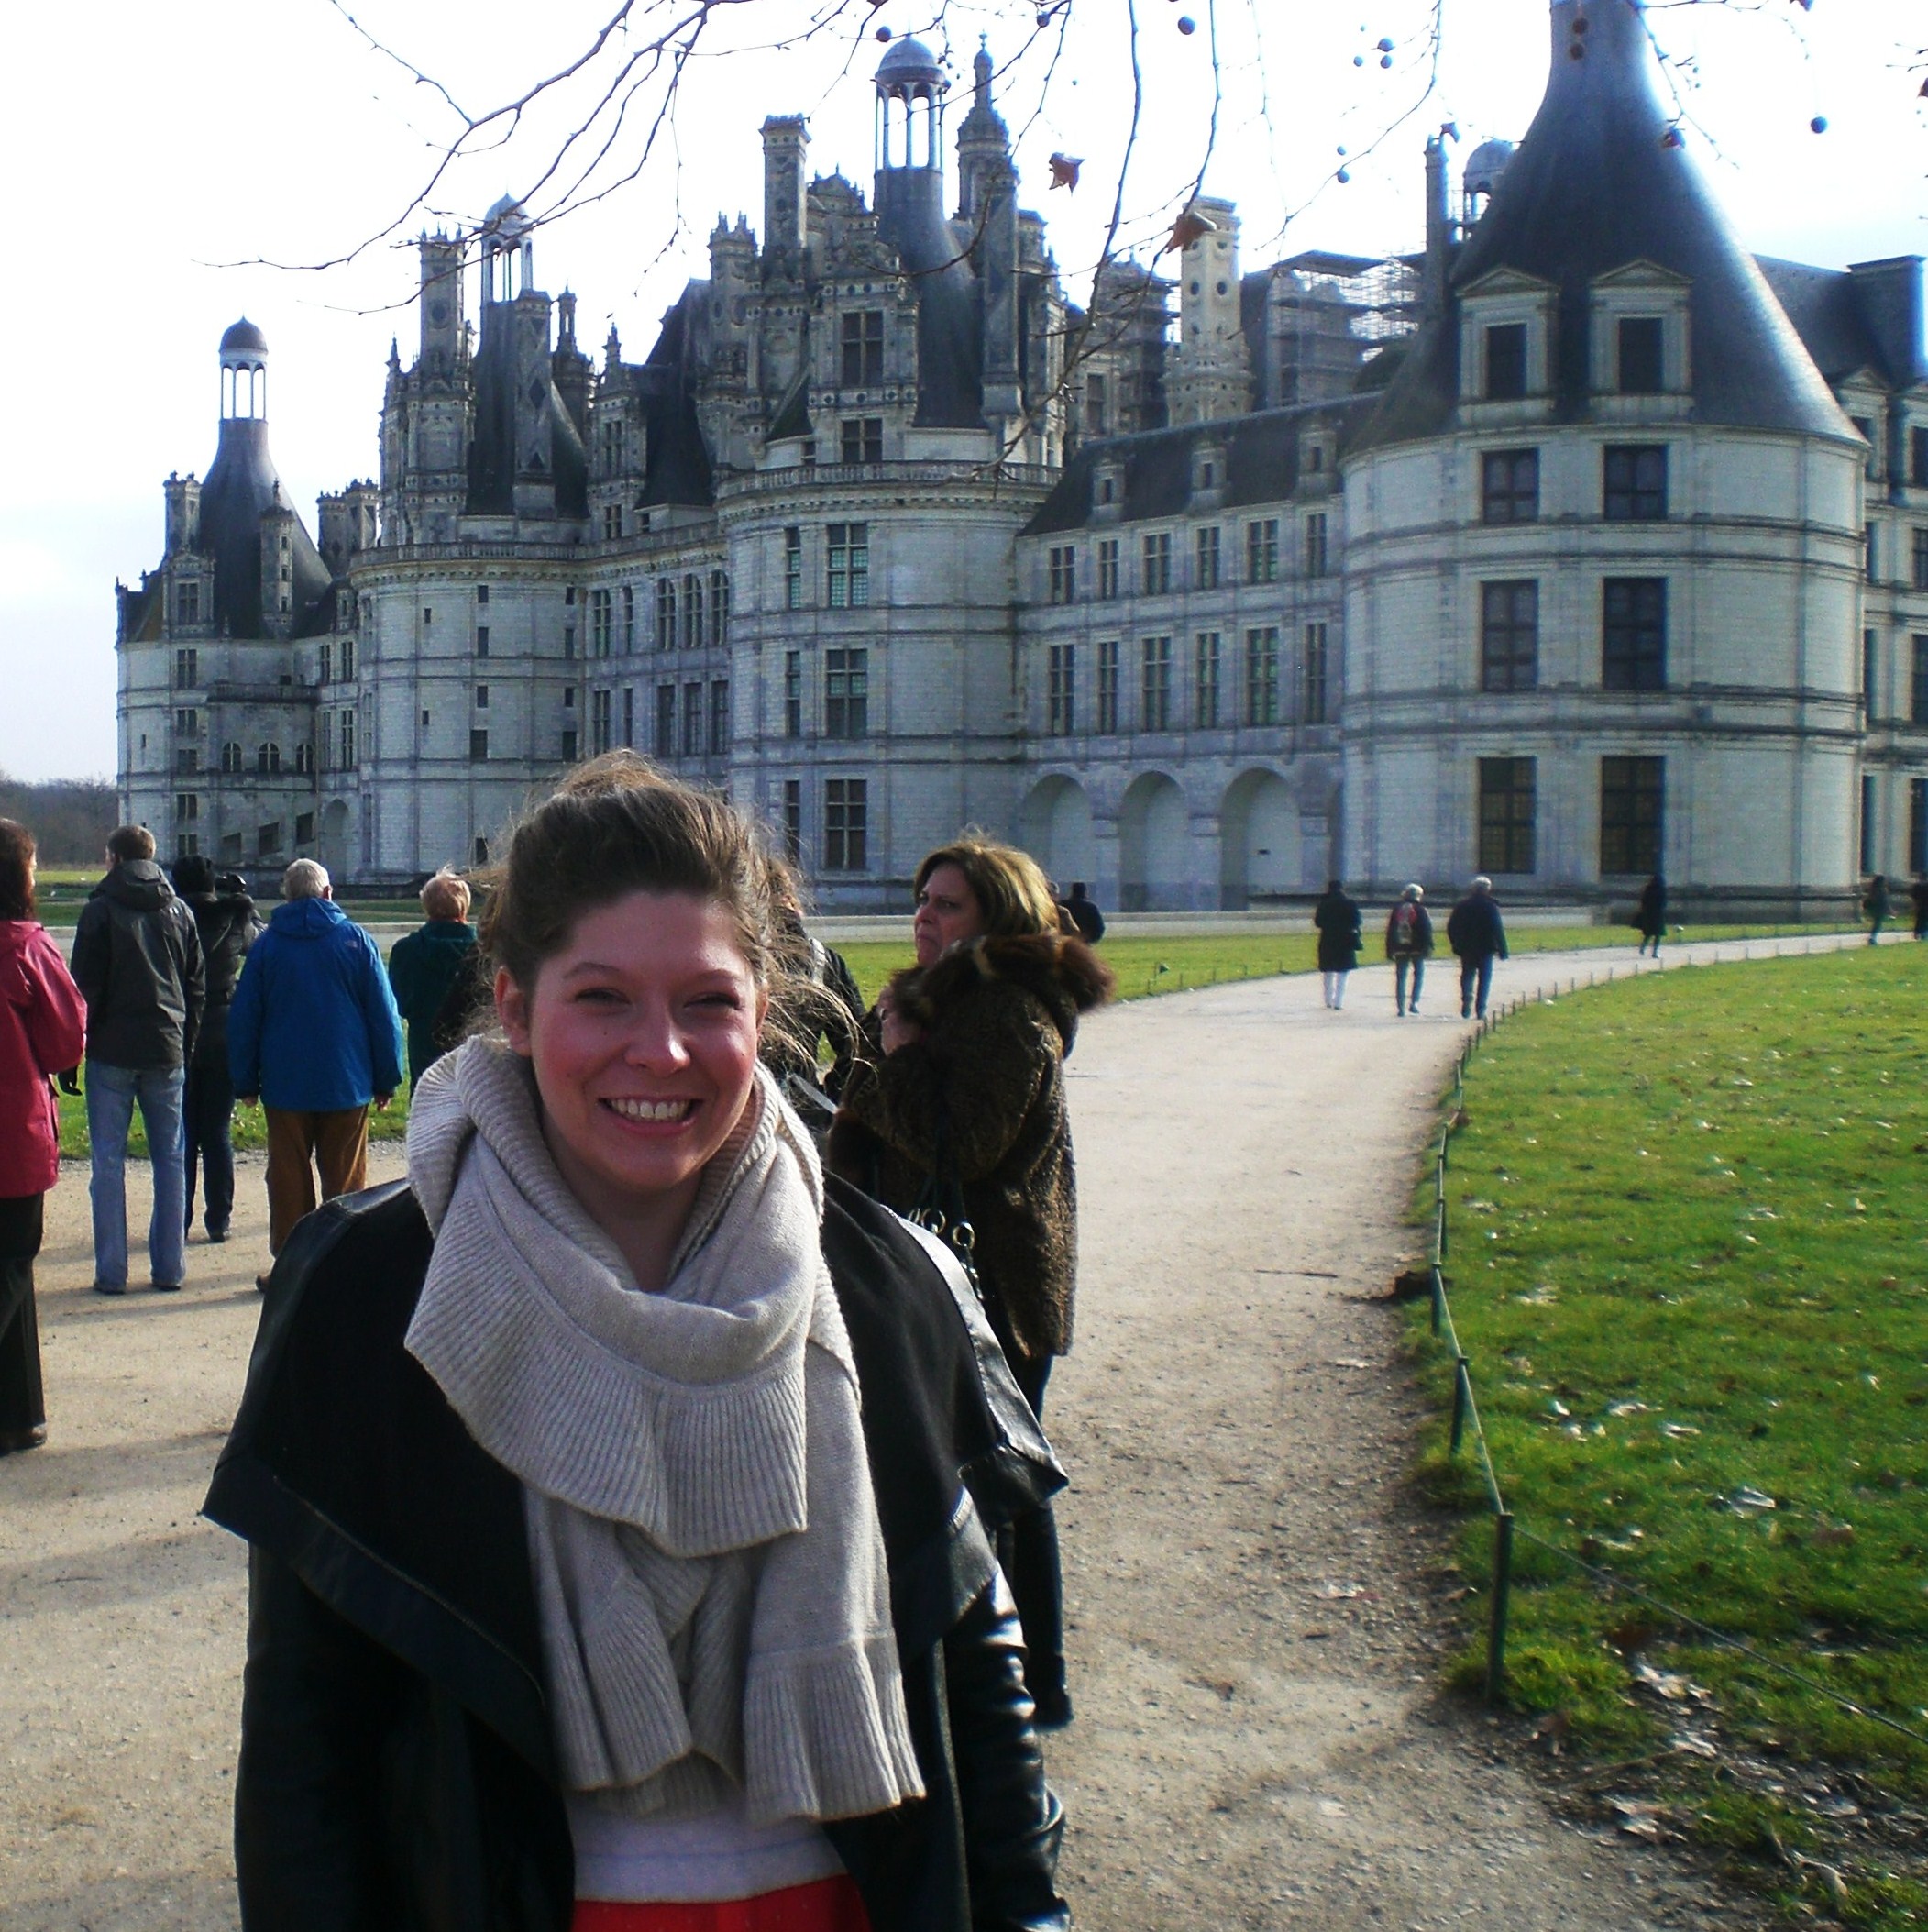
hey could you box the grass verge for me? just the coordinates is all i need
[1415,944,1928,1926]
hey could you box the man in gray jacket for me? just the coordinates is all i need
[70,826,204,1294]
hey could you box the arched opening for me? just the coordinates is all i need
[1017,776,1096,890]
[1118,771,1188,912]
[1219,768,1300,910]
[319,800,350,875]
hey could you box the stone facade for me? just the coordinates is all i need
[116,7,1928,914]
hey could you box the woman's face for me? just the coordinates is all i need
[913,862,985,968]
[497,890,766,1233]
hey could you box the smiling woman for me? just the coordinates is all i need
[202,753,1071,1932]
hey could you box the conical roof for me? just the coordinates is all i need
[1356,0,1852,452]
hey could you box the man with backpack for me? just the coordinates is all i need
[1384,884,1433,1016]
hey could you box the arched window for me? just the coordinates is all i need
[257,743,281,775]
[294,742,314,775]
[221,741,243,774]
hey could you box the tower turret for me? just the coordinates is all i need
[1168,199,1252,425]
[417,231,466,371]
[220,317,269,421]
[761,116,809,260]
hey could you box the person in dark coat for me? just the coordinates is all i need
[1313,879,1362,1010]
[1446,876,1508,1020]
[1911,873,1928,941]
[204,755,1070,1931]
[1636,875,1667,957]
[1383,883,1433,1016]
[830,836,1114,1732]
[1059,882,1105,944]
[71,824,204,1294]
[385,868,478,1093]
[171,855,259,1242]
[1865,874,1892,945]
[760,885,867,1138]
[0,820,86,1453]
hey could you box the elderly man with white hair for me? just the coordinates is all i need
[227,859,403,1284]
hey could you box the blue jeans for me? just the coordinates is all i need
[85,1065,187,1288]
[1394,956,1426,1011]
[1459,954,1495,1018]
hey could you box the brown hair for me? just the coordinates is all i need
[915,834,1061,942]
[479,752,809,1030]
[0,819,36,920]
[420,867,471,922]
[106,824,156,864]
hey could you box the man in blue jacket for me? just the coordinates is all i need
[228,860,403,1282]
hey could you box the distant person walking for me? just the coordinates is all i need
[1911,873,1928,941]
[386,868,477,1094]
[170,856,259,1244]
[71,825,204,1296]
[1447,876,1508,1021]
[1864,874,1892,945]
[1061,881,1106,944]
[228,860,403,1281]
[1313,879,1362,1010]
[0,820,86,1453]
[1636,874,1667,957]
[1384,884,1433,1016]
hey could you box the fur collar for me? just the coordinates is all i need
[886,931,1114,1049]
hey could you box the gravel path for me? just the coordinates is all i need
[0,935,1870,1927]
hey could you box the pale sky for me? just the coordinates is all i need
[0,0,1921,781]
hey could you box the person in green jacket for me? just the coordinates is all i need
[386,869,478,1093]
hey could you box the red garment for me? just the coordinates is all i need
[572,1876,871,1932]
[0,922,86,1197]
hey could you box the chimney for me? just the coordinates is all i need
[1424,135,1451,321]
[761,116,809,259]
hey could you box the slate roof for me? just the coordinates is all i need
[1355,0,1852,454]
[196,418,334,639]
[1022,398,1371,536]
[1758,255,1928,391]
[875,165,984,429]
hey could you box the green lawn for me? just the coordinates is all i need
[1418,944,1928,1924]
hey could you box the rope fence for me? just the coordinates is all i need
[1422,933,1928,1754]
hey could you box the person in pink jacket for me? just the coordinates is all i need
[0,819,87,1453]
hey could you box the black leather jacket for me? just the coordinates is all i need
[203,1176,1073,1932]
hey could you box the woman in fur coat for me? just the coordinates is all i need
[830,838,1113,1730]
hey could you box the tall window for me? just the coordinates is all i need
[339,710,357,767]
[840,417,884,464]
[1604,446,1668,521]
[683,575,704,650]
[1140,635,1173,731]
[1867,523,1878,584]
[476,624,490,658]
[1481,581,1539,691]
[1617,316,1664,394]
[1600,756,1664,874]
[1913,527,1928,592]
[1914,635,1928,726]
[1484,323,1527,401]
[1303,623,1328,724]
[602,503,623,541]
[175,646,198,687]
[1911,778,1927,876]
[1245,626,1280,726]
[1304,513,1328,577]
[257,743,281,775]
[176,744,200,774]
[1482,449,1539,524]
[1049,546,1076,604]
[784,651,803,738]
[825,647,869,739]
[656,577,677,649]
[591,588,611,656]
[1096,640,1120,734]
[709,680,729,756]
[175,792,199,823]
[1085,373,1107,437]
[784,527,804,611]
[1603,578,1668,690]
[823,779,868,870]
[590,689,612,755]
[341,638,355,682]
[222,740,243,774]
[827,524,869,608]
[1047,645,1075,735]
[1246,519,1279,584]
[1861,773,1877,875]
[177,581,200,626]
[1195,632,1221,728]
[622,586,634,651]
[623,686,635,749]
[1142,531,1172,594]
[469,727,489,762]
[1866,630,1879,720]
[710,570,730,646]
[1478,757,1537,874]
[1195,526,1220,591]
[1097,538,1120,600]
[656,684,676,758]
[682,682,703,758]
[321,713,335,768]
[475,683,490,710]
[841,311,885,388]
[174,706,200,735]
[1913,427,1928,490]
[318,643,333,687]
[781,781,802,865]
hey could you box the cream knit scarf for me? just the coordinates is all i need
[404,1040,923,1826]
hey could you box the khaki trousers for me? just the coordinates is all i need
[264,1107,369,1255]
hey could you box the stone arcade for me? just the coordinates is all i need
[117,6,1928,913]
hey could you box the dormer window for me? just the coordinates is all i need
[1200,463,1215,490]
[1306,445,1325,475]
[1485,325,1528,402]
[1617,318,1664,394]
